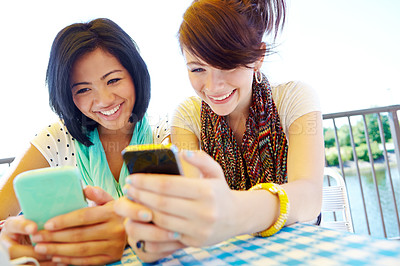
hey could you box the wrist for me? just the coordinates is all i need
[249,183,290,237]
[232,189,280,236]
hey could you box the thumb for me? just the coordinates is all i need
[181,150,225,179]
[84,185,114,206]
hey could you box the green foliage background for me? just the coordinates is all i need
[324,114,393,166]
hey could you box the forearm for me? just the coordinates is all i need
[282,179,322,225]
[233,177,321,237]
[1,144,50,219]
[0,167,21,219]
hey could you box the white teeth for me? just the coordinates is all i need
[209,91,234,101]
[100,104,120,116]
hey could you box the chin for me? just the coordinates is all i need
[209,107,233,117]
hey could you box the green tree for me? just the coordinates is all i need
[353,114,392,145]
[338,125,351,147]
[324,127,336,148]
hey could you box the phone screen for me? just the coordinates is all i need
[122,145,181,175]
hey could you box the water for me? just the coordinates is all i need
[342,165,400,239]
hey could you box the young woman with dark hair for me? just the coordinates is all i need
[115,0,324,263]
[0,18,154,265]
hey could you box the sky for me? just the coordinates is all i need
[0,0,399,158]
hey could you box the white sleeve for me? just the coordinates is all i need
[171,96,202,140]
[30,121,77,167]
[272,81,321,136]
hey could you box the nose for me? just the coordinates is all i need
[94,85,115,107]
[205,69,225,92]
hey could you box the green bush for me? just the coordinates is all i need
[325,147,338,166]
[356,141,383,161]
[325,146,353,166]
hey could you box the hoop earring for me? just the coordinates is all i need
[255,69,262,84]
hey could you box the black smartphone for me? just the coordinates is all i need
[122,144,182,175]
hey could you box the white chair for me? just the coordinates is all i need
[320,167,354,233]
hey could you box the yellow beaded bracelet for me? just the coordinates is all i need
[249,183,290,237]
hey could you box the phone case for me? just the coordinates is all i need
[13,166,88,230]
[122,144,182,175]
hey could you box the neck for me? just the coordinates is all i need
[98,123,134,152]
[227,88,253,130]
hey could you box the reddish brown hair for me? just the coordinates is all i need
[178,0,286,70]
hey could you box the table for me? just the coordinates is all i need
[109,223,400,265]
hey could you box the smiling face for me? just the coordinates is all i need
[71,48,136,133]
[183,50,261,118]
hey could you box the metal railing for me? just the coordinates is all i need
[0,157,14,166]
[323,105,400,239]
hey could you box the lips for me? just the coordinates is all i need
[207,89,236,104]
[99,104,121,116]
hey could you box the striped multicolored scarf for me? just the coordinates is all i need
[200,74,288,190]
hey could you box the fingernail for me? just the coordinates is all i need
[25,224,35,234]
[52,257,62,262]
[35,245,47,254]
[138,210,151,221]
[186,150,193,157]
[44,222,54,230]
[169,231,181,240]
[125,177,132,184]
[122,187,128,195]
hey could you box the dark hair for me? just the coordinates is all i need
[178,0,286,69]
[46,18,151,146]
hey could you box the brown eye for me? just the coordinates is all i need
[107,78,121,85]
[76,88,89,94]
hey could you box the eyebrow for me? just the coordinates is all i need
[186,61,207,66]
[71,70,123,88]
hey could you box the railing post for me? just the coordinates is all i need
[348,116,371,235]
[388,110,400,177]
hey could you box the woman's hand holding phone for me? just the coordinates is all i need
[1,186,127,265]
[30,186,126,265]
[0,215,54,264]
[115,150,240,262]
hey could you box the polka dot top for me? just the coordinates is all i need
[31,118,171,167]
[31,121,77,167]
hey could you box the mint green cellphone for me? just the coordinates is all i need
[13,166,88,230]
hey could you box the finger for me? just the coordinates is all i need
[51,255,113,266]
[40,261,66,266]
[84,186,114,205]
[127,236,183,262]
[126,174,209,200]
[2,216,37,235]
[2,235,51,261]
[31,218,125,243]
[150,209,198,240]
[44,203,115,230]
[125,186,202,219]
[124,219,181,242]
[34,240,118,257]
[182,150,225,179]
[114,197,153,222]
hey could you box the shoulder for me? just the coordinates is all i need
[176,96,202,113]
[171,96,202,139]
[271,81,321,111]
[270,81,321,136]
[31,120,77,167]
[172,96,202,122]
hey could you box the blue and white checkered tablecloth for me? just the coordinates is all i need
[110,223,400,265]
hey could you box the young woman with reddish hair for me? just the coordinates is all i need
[115,0,324,263]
